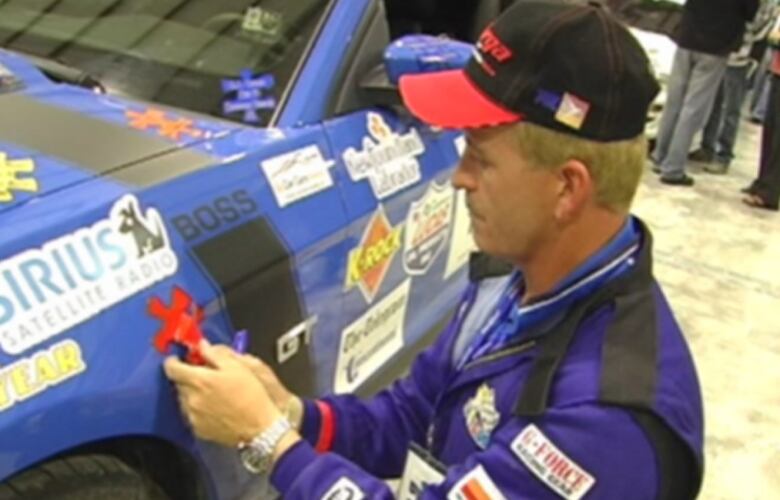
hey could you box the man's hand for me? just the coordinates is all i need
[236,353,295,411]
[164,340,282,447]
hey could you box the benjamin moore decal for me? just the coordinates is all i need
[335,279,410,393]
[404,182,454,276]
[0,195,178,355]
[345,206,402,304]
[343,112,424,200]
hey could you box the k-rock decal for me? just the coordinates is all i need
[345,206,402,303]
[0,195,178,355]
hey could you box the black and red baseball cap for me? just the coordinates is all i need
[399,0,660,141]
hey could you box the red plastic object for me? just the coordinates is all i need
[148,287,206,365]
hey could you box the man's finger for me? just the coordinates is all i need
[198,339,235,369]
[163,356,205,387]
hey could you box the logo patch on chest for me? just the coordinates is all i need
[463,383,500,449]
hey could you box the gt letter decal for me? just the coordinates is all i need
[0,195,178,355]
[511,424,596,500]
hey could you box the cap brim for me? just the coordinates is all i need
[399,69,523,129]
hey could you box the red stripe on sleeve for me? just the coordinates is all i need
[314,400,335,453]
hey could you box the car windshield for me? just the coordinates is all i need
[605,0,684,38]
[0,0,331,127]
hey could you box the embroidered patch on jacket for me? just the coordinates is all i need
[321,477,365,500]
[463,383,500,449]
[447,464,506,500]
[511,424,596,500]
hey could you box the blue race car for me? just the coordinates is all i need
[0,0,499,498]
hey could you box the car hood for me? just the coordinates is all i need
[629,27,676,80]
[0,49,283,215]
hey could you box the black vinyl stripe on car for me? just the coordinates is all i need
[0,93,214,186]
[192,216,316,397]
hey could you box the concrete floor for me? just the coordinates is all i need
[633,121,780,499]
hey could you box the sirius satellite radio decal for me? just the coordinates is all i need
[0,195,179,355]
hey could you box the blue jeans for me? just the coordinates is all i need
[701,65,750,166]
[652,47,728,179]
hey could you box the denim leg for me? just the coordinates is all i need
[716,65,750,165]
[660,52,728,179]
[701,80,724,155]
[652,48,692,164]
[752,77,771,122]
[750,50,771,113]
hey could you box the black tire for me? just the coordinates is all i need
[0,454,171,500]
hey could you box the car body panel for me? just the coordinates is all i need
[0,2,475,497]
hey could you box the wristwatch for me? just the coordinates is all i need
[238,417,292,474]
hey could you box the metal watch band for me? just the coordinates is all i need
[239,416,292,474]
[255,416,292,456]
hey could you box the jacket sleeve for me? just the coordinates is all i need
[291,285,475,478]
[270,404,660,500]
[294,334,453,478]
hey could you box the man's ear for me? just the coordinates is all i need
[554,160,594,222]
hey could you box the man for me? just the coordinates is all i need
[745,11,780,210]
[690,0,775,175]
[166,1,705,498]
[651,0,759,186]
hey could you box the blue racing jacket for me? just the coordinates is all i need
[269,219,704,499]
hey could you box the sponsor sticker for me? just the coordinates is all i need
[334,279,410,393]
[447,464,506,500]
[0,339,86,413]
[343,113,424,200]
[511,424,596,500]
[0,152,39,203]
[261,145,335,207]
[321,477,365,500]
[242,7,283,41]
[126,108,204,141]
[0,195,179,355]
[221,69,277,123]
[345,206,402,303]
[444,190,477,280]
[404,182,454,276]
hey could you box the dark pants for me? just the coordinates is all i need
[701,65,750,165]
[752,75,780,208]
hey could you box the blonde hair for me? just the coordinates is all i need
[514,123,647,212]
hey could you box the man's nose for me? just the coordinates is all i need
[451,158,477,192]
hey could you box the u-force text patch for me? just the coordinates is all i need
[511,425,596,500]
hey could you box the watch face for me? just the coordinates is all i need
[239,445,269,474]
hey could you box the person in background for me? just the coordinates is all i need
[165,2,705,499]
[651,0,759,186]
[744,12,780,210]
[689,0,775,175]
